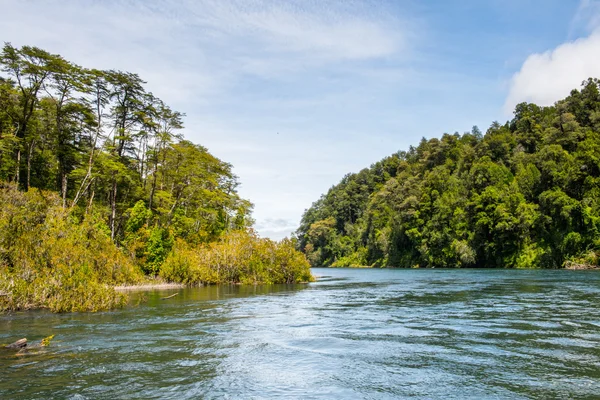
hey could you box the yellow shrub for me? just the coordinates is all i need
[0,183,140,312]
[160,231,314,285]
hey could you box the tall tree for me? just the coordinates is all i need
[0,43,53,185]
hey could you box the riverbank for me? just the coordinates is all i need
[114,283,186,291]
[564,261,600,270]
[319,264,600,270]
[0,181,312,313]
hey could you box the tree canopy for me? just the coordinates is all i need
[0,43,252,242]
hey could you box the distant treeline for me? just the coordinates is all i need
[297,79,600,269]
[0,43,312,312]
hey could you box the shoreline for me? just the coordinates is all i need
[114,279,316,292]
[315,265,600,270]
[564,262,600,271]
[114,283,186,291]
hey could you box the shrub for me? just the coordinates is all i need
[160,231,314,285]
[0,183,141,312]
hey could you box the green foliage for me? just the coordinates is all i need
[160,231,314,285]
[0,183,139,312]
[297,80,600,269]
[125,200,151,234]
[145,227,173,275]
[0,44,313,312]
[0,43,254,243]
[40,335,55,347]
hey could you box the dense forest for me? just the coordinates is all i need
[297,79,600,269]
[0,43,312,312]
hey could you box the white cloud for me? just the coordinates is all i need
[255,218,298,240]
[504,29,600,114]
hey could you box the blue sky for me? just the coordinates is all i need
[1,0,599,238]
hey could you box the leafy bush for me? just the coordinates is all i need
[160,231,314,285]
[0,183,141,312]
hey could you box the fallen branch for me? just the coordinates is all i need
[161,293,178,300]
[5,338,27,349]
[4,335,54,351]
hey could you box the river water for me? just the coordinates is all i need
[2,268,600,399]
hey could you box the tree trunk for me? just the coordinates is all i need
[71,97,102,209]
[149,169,157,212]
[86,187,95,215]
[14,149,21,186]
[26,139,35,190]
[110,178,117,240]
[61,174,68,209]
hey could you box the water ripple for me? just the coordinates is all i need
[2,269,600,399]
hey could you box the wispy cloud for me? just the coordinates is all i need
[570,0,600,34]
[182,0,403,59]
[0,0,415,239]
[0,0,414,113]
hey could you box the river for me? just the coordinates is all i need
[2,268,600,399]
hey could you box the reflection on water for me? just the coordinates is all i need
[2,269,600,399]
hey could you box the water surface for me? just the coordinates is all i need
[2,268,600,399]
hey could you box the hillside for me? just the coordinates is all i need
[297,79,600,269]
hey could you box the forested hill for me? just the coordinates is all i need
[296,79,600,269]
